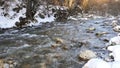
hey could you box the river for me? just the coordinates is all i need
[0,14,119,68]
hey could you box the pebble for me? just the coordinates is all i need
[79,50,97,60]
[95,32,108,37]
[0,59,4,68]
[88,27,95,30]
[40,63,46,68]
[54,38,64,44]
[86,27,96,33]
[62,46,69,50]
[9,64,14,68]
[8,60,13,64]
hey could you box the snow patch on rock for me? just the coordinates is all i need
[107,45,120,61]
[113,25,120,32]
[109,34,120,45]
[83,34,120,68]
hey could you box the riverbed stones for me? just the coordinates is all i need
[0,59,15,68]
[40,63,46,68]
[51,44,61,48]
[86,27,96,33]
[86,27,96,31]
[95,32,108,37]
[111,20,118,27]
[54,38,64,44]
[4,63,9,68]
[0,59,4,68]
[79,50,97,60]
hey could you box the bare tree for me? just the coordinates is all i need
[26,0,39,20]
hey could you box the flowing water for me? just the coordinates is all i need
[0,14,119,68]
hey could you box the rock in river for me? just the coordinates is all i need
[113,25,120,32]
[79,50,97,60]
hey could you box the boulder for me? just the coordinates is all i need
[79,50,96,60]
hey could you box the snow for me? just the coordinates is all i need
[0,10,55,28]
[0,0,55,28]
[111,61,120,68]
[0,5,55,28]
[83,58,120,68]
[27,15,55,26]
[68,16,78,20]
[0,0,26,28]
[82,58,111,68]
[0,8,26,28]
[107,45,120,61]
[83,34,120,68]
[82,58,120,68]
[113,25,120,32]
[109,34,120,45]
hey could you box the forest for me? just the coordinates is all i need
[0,0,120,68]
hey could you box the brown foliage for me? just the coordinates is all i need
[50,0,89,12]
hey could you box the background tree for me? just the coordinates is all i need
[26,0,39,20]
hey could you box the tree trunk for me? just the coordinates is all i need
[26,0,38,20]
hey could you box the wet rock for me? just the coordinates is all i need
[8,60,14,64]
[54,38,64,44]
[21,64,31,68]
[40,63,46,68]
[53,54,62,59]
[0,59,4,68]
[9,64,14,68]
[103,39,109,42]
[86,27,96,33]
[4,63,9,68]
[79,50,97,60]
[0,60,14,68]
[113,25,120,32]
[38,13,45,19]
[104,22,110,26]
[5,60,16,68]
[51,44,61,48]
[24,55,31,59]
[62,46,69,50]
[95,32,108,37]
[111,20,118,27]
[79,41,90,46]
